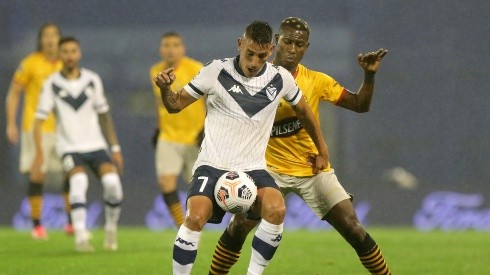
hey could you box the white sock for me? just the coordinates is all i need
[101,173,123,231]
[69,172,89,243]
[173,224,201,275]
[247,219,283,275]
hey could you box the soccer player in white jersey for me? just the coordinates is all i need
[31,37,123,252]
[154,21,329,275]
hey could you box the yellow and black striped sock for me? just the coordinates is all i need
[209,229,244,275]
[63,178,72,223]
[357,234,391,275]
[27,181,43,227]
[163,191,184,227]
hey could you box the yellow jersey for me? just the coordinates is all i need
[13,52,62,132]
[266,63,347,176]
[150,57,205,145]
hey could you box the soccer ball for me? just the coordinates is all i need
[214,171,257,214]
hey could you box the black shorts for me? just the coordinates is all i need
[62,149,112,174]
[187,165,279,224]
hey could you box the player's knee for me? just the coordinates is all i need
[184,212,208,231]
[228,214,258,239]
[101,172,123,204]
[261,201,286,224]
[343,215,366,244]
[69,172,89,204]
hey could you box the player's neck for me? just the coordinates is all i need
[42,50,58,62]
[163,59,180,70]
[61,67,81,80]
[272,58,298,76]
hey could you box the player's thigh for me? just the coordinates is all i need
[182,144,200,183]
[19,131,35,173]
[187,165,227,225]
[298,170,351,220]
[266,169,295,197]
[89,150,116,176]
[155,139,185,177]
[42,132,64,174]
[62,153,87,177]
[247,169,285,223]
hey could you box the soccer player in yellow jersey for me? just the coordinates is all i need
[209,18,391,274]
[5,23,72,239]
[149,32,205,227]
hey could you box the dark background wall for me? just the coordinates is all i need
[1,0,489,228]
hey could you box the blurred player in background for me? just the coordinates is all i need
[149,32,205,228]
[32,37,123,252]
[209,17,391,274]
[155,20,329,275]
[5,23,73,239]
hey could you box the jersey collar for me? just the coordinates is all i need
[233,56,267,78]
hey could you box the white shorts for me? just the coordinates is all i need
[155,139,199,182]
[267,168,351,219]
[19,131,63,173]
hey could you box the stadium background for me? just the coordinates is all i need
[0,1,488,230]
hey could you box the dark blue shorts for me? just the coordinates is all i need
[62,149,112,174]
[187,165,279,224]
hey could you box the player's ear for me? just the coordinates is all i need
[237,37,242,50]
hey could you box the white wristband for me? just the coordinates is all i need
[111,144,121,153]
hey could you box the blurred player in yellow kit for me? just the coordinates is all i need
[149,32,205,227]
[5,23,72,239]
[209,18,391,274]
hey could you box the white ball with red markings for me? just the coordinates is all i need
[214,171,257,214]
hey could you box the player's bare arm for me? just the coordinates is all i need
[336,48,388,113]
[154,68,197,113]
[99,112,123,173]
[5,81,24,145]
[292,96,329,174]
[31,118,45,182]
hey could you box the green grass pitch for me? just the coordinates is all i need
[0,227,488,274]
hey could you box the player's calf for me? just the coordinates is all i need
[248,187,285,275]
[173,195,212,274]
[209,215,259,274]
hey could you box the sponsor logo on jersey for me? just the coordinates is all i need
[270,117,303,137]
[228,85,243,94]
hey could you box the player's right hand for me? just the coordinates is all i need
[307,154,329,174]
[154,68,176,89]
[6,124,19,145]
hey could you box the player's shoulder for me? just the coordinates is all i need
[80,68,103,83]
[271,63,295,83]
[181,56,203,68]
[18,52,44,68]
[298,63,335,83]
[150,61,164,74]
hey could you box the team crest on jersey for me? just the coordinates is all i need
[266,85,277,101]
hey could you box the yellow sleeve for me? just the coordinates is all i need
[318,72,346,103]
[13,56,32,87]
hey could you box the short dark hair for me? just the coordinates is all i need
[279,17,310,35]
[37,22,61,51]
[59,36,80,47]
[245,21,273,45]
[161,32,182,40]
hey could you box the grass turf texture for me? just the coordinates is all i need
[0,227,488,274]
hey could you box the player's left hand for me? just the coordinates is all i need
[112,152,124,174]
[154,68,176,89]
[307,154,329,174]
[357,48,388,74]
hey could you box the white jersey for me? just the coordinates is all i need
[185,56,302,172]
[36,68,109,155]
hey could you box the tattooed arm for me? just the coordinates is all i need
[154,68,197,113]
